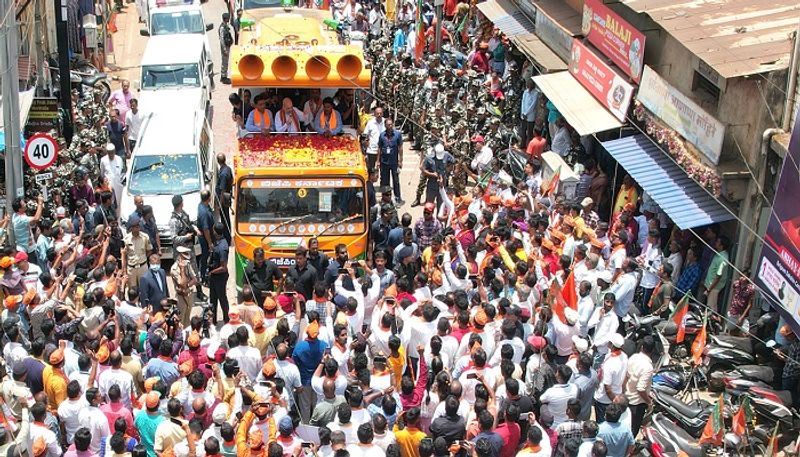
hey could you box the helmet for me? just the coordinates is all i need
[74,166,88,179]
[653,370,685,390]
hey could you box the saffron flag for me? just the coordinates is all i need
[549,280,568,324]
[542,165,561,196]
[669,292,690,343]
[560,270,578,311]
[691,315,707,365]
[414,0,425,62]
[699,395,725,445]
[731,396,753,437]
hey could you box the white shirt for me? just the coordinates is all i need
[57,397,88,444]
[551,315,581,357]
[350,443,386,457]
[303,99,323,126]
[638,244,662,289]
[587,309,619,355]
[275,359,302,407]
[551,126,570,156]
[667,252,683,283]
[577,295,595,337]
[125,109,144,141]
[458,367,497,403]
[608,247,626,273]
[328,421,359,444]
[471,145,493,173]
[540,383,579,426]
[30,422,61,457]
[610,272,637,317]
[97,367,135,409]
[79,405,112,453]
[488,337,525,366]
[625,352,654,406]
[100,154,124,185]
[364,117,386,155]
[227,345,262,382]
[274,108,306,133]
[594,351,628,404]
[372,431,396,452]
[3,342,28,373]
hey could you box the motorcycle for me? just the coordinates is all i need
[721,364,779,398]
[47,55,111,103]
[640,413,767,457]
[650,384,713,437]
[623,313,671,369]
[705,314,780,392]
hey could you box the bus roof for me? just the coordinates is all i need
[234,134,365,174]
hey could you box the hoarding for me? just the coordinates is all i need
[581,0,645,82]
[756,114,800,332]
[568,38,633,123]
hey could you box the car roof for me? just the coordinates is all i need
[135,109,202,154]
[141,35,205,66]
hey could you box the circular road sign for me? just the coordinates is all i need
[24,133,59,170]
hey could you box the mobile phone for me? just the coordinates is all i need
[285,291,296,296]
[385,298,395,305]
[338,268,348,275]
[466,373,478,380]
[324,348,331,356]
[301,443,313,449]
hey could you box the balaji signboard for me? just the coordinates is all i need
[581,0,645,83]
[569,38,633,122]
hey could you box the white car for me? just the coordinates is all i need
[141,0,213,57]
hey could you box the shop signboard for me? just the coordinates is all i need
[755,114,800,332]
[568,38,633,122]
[637,66,724,165]
[581,0,645,82]
[25,98,60,135]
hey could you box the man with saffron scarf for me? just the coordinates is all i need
[292,320,328,423]
[274,98,305,133]
[245,95,274,134]
[314,98,343,136]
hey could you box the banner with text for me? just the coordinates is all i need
[637,65,724,165]
[581,0,645,82]
[756,114,800,333]
[568,38,634,122]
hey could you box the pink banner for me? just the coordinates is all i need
[582,0,646,82]
[569,39,634,122]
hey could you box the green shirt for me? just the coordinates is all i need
[704,251,729,290]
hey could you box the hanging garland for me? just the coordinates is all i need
[633,100,722,197]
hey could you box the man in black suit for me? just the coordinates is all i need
[139,252,169,311]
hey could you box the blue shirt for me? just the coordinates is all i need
[597,421,634,457]
[217,164,233,197]
[210,238,229,271]
[471,431,504,457]
[197,203,215,239]
[134,410,164,457]
[675,262,702,297]
[144,357,180,387]
[393,29,406,55]
[292,338,328,385]
[12,213,31,252]
[378,130,403,167]
[520,88,539,121]
[313,110,344,135]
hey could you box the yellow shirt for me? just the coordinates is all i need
[387,345,406,390]
[42,365,68,410]
[393,424,427,457]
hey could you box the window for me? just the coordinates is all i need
[141,64,201,89]
[128,154,201,195]
[692,70,720,103]
[151,10,204,35]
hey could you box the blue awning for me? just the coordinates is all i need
[601,134,735,230]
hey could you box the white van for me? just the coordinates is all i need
[140,0,213,56]
[120,109,217,259]
[136,34,212,115]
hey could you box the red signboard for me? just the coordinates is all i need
[582,0,646,82]
[568,39,634,122]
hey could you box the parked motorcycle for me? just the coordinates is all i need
[639,413,767,457]
[623,313,671,369]
[47,55,111,103]
[705,314,780,392]
[650,384,713,437]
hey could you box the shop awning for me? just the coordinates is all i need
[532,72,622,136]
[0,89,35,131]
[510,34,567,73]
[601,134,735,230]
[476,0,534,38]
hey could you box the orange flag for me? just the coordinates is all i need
[699,395,725,445]
[731,396,752,437]
[669,292,690,343]
[549,281,568,324]
[541,165,561,196]
[691,316,707,365]
[560,270,578,311]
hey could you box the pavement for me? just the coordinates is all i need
[105,3,424,309]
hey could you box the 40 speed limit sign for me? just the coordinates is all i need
[24,133,59,170]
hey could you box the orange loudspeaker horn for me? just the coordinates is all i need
[239,54,265,80]
[336,54,362,81]
[272,55,298,81]
[306,56,331,81]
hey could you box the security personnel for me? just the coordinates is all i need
[208,223,230,323]
[169,195,206,301]
[197,190,215,286]
[219,13,234,84]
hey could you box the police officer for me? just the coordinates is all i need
[219,13,234,84]
[170,195,206,301]
[208,223,230,323]
[197,190,215,286]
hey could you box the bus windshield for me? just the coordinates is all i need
[151,10,204,34]
[236,177,366,234]
[129,154,201,195]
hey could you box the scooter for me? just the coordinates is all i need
[721,365,779,397]
[641,413,768,457]
[623,313,671,369]
[650,384,713,437]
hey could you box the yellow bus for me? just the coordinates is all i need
[230,7,372,284]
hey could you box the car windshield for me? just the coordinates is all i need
[141,64,200,89]
[151,10,204,34]
[236,178,366,234]
[242,0,283,10]
[128,154,200,195]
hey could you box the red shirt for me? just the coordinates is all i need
[526,137,547,159]
[450,325,471,344]
[496,422,521,457]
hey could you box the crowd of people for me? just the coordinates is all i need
[1,1,788,457]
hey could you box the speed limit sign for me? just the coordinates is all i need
[24,133,59,170]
